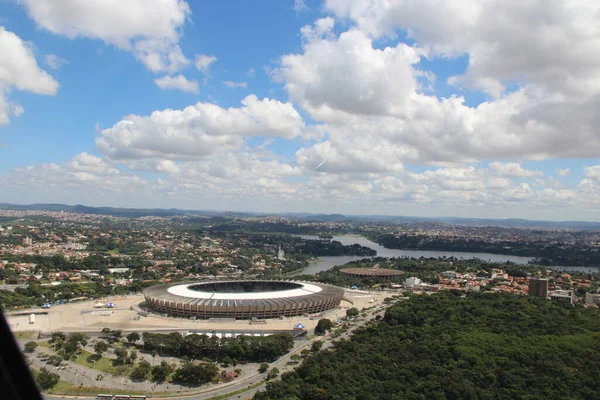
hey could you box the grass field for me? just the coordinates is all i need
[73,350,134,375]
[14,331,38,339]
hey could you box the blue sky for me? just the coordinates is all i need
[1,0,600,220]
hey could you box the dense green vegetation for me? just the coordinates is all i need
[374,233,600,267]
[256,293,600,400]
[294,257,554,289]
[0,280,156,310]
[246,234,376,257]
[141,332,294,363]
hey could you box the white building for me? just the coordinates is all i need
[585,293,600,305]
[405,277,422,287]
[277,245,285,261]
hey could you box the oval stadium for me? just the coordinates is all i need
[143,280,345,319]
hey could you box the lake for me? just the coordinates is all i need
[288,235,598,275]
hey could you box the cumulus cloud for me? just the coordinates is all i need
[19,0,191,73]
[154,74,199,93]
[195,54,217,74]
[223,81,247,89]
[96,95,305,161]
[274,7,600,174]
[325,0,600,97]
[0,26,59,127]
[488,162,542,178]
[556,168,571,177]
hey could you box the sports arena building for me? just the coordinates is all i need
[340,267,404,280]
[143,280,344,319]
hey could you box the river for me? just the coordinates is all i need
[289,235,598,276]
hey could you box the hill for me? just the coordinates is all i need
[256,292,600,400]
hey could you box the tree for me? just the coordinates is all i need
[126,350,138,365]
[50,331,65,343]
[151,349,158,364]
[221,356,233,367]
[24,341,38,352]
[173,362,219,386]
[130,360,151,381]
[266,367,279,380]
[259,363,269,373]
[93,341,109,357]
[114,347,128,364]
[111,329,123,339]
[101,327,111,337]
[346,308,360,318]
[311,341,323,352]
[46,355,63,366]
[151,360,174,383]
[290,354,301,363]
[315,318,333,335]
[36,367,60,390]
[126,332,140,345]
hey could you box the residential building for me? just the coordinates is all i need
[528,278,549,298]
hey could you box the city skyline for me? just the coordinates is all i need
[2,1,600,220]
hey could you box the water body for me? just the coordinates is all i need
[289,235,598,275]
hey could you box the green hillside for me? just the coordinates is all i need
[256,292,600,400]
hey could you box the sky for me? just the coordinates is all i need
[1,0,600,221]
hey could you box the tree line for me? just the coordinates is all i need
[141,332,294,363]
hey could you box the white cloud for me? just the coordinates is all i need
[247,67,256,78]
[556,168,571,177]
[44,54,67,70]
[154,74,199,93]
[223,81,247,89]
[96,95,305,161]
[278,22,421,119]
[19,0,191,73]
[293,0,308,12]
[0,26,59,127]
[274,10,600,174]
[325,0,600,97]
[195,54,217,73]
[488,162,542,178]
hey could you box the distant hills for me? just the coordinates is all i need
[1,202,600,230]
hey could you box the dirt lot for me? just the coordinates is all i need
[7,289,389,334]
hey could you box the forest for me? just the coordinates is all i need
[256,292,600,400]
[374,233,600,267]
[246,234,376,257]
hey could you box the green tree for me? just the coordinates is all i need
[315,318,333,335]
[151,360,174,383]
[36,367,60,390]
[24,341,38,352]
[310,341,323,352]
[258,363,269,373]
[114,347,128,364]
[173,362,219,386]
[266,367,279,380]
[130,360,151,381]
[93,341,109,358]
[126,332,140,345]
[346,307,359,318]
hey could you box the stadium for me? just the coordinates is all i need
[143,280,345,319]
[340,267,404,280]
